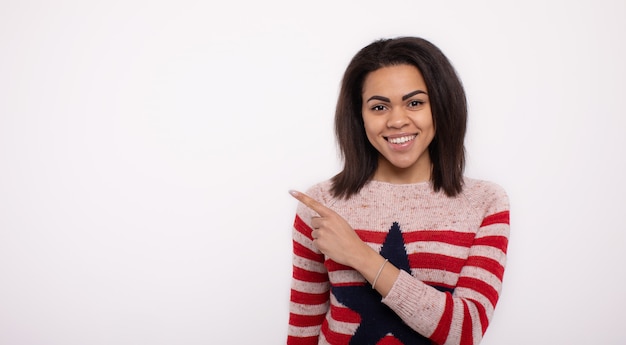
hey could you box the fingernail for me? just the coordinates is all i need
[288,190,299,197]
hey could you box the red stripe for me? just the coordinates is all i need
[457,277,499,307]
[355,229,388,243]
[294,215,313,239]
[289,312,326,327]
[467,298,489,335]
[377,335,404,344]
[293,241,324,262]
[356,229,479,248]
[474,235,509,253]
[287,335,318,345]
[403,230,476,247]
[430,292,453,344]
[460,300,474,345]
[466,255,505,281]
[332,282,366,287]
[325,259,352,272]
[408,253,466,273]
[480,211,510,227]
[293,266,328,283]
[290,289,329,305]
[330,304,361,323]
[321,318,352,344]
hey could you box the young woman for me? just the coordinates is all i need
[287,37,510,345]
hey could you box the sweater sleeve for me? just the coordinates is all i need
[381,182,510,345]
[287,187,331,345]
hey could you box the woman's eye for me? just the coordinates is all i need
[408,100,423,107]
[371,105,386,111]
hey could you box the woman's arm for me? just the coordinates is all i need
[287,211,330,345]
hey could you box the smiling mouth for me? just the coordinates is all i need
[386,135,417,144]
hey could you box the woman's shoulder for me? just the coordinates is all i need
[463,177,507,193]
[462,177,510,212]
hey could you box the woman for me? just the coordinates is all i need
[287,37,510,345]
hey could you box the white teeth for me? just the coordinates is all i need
[388,135,416,144]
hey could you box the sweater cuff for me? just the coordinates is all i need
[381,270,441,336]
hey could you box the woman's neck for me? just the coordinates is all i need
[372,156,432,184]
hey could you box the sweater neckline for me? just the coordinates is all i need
[364,179,435,194]
[367,179,432,187]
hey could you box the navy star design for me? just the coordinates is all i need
[332,222,450,345]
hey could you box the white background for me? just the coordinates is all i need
[1,1,625,344]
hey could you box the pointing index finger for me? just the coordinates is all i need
[289,190,332,217]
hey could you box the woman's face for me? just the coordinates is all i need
[361,64,435,183]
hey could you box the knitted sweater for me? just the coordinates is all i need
[287,178,510,345]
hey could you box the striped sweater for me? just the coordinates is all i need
[287,178,510,345]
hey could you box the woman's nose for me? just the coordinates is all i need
[386,108,409,128]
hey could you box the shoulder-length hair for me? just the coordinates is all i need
[330,36,467,199]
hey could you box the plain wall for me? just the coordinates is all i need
[1,0,625,344]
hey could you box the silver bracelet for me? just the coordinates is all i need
[371,259,389,290]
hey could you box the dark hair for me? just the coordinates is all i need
[330,36,467,199]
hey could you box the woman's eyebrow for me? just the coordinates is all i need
[402,90,427,100]
[366,95,391,103]
[366,90,427,103]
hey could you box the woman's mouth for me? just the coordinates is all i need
[386,135,417,144]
